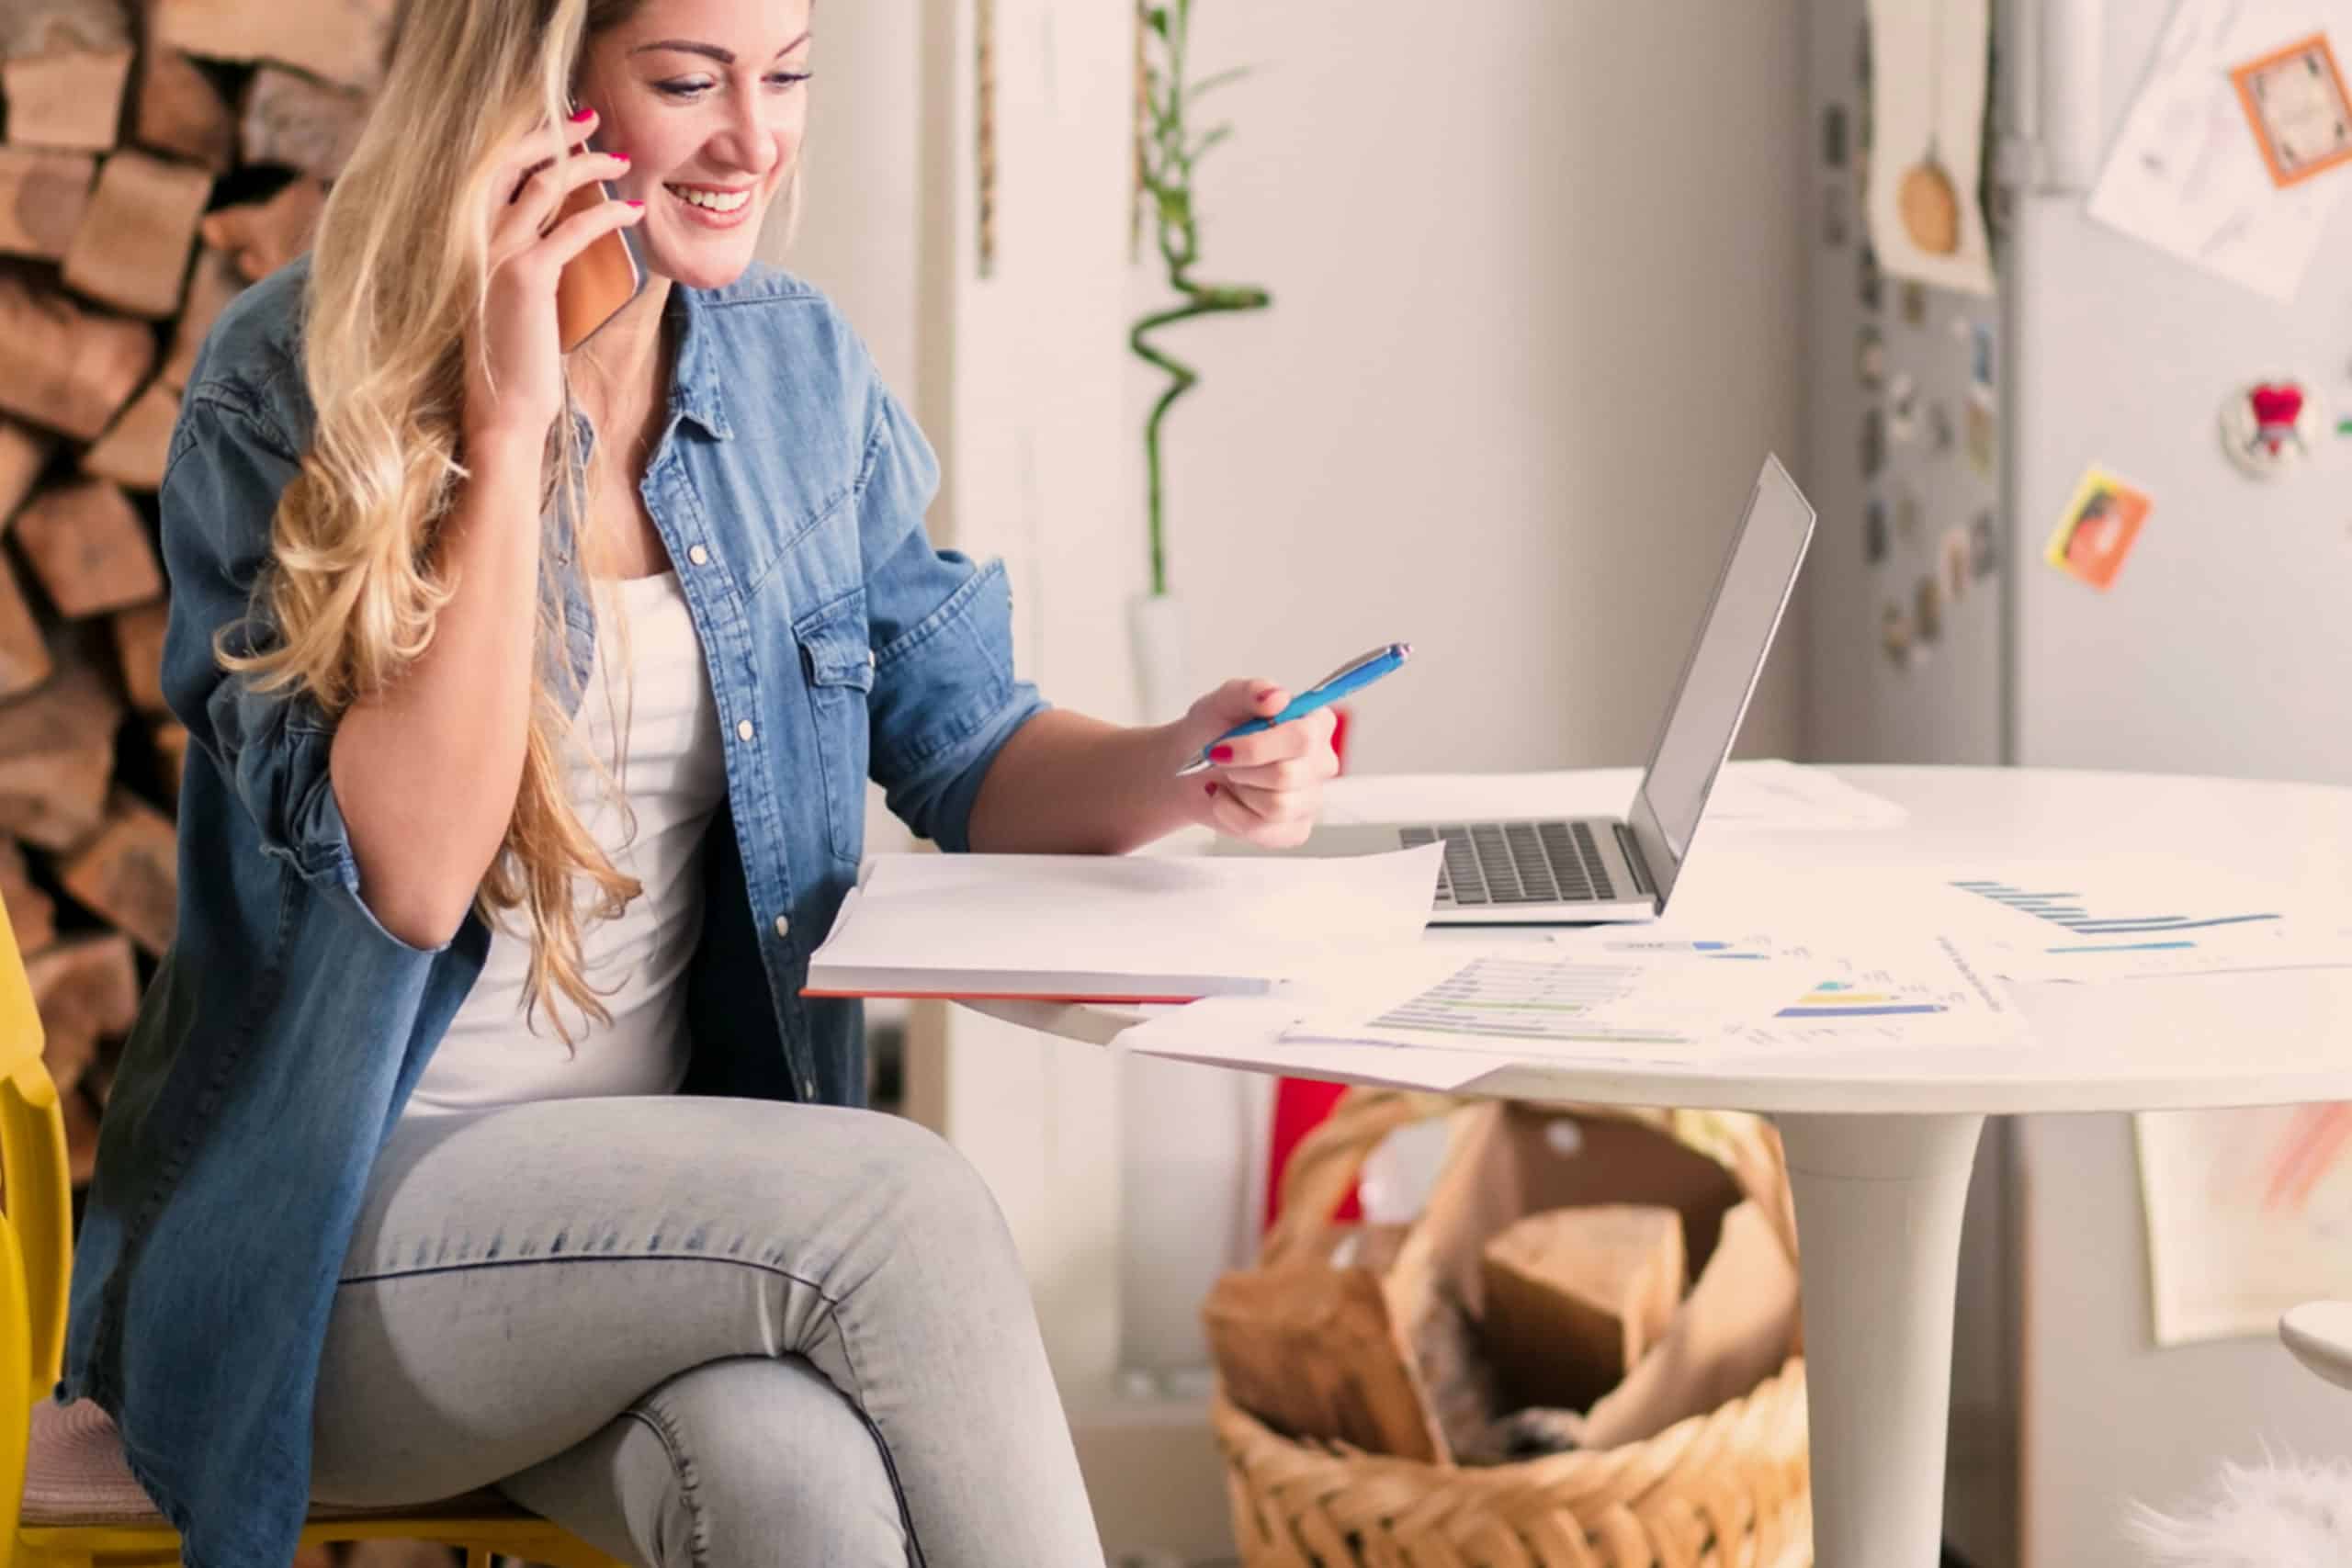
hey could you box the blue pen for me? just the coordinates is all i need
[1175,642,1413,776]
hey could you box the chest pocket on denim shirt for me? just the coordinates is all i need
[795,587,875,865]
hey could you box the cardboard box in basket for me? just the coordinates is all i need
[1202,1098,1802,1464]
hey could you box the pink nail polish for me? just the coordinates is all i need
[612,152,630,164]
[625,199,646,209]
[1204,783,1218,797]
[570,106,595,123]
[1209,745,1234,762]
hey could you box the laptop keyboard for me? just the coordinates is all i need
[1399,821,1616,907]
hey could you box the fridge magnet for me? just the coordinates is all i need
[1969,509,1999,580]
[1824,183,1851,247]
[2086,5,2352,303]
[2231,33,2352,189]
[2220,378,2324,478]
[1824,103,1850,168]
[1939,524,1972,602]
[1866,0,1996,295]
[1964,389,1996,476]
[1928,400,1956,453]
[1866,499,1890,564]
[2043,466,2153,592]
[1862,406,1886,478]
[1888,373,1919,444]
[1858,323,1886,389]
[1895,482,1924,543]
[1967,320,1996,389]
[1914,573,1945,643]
[1900,279,1928,325]
[1881,600,1915,668]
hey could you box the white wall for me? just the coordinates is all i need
[1147,1,1811,775]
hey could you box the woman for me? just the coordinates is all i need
[57,1,1336,1563]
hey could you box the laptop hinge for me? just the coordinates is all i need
[1613,821,1656,897]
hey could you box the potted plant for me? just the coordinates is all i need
[1128,0,1271,721]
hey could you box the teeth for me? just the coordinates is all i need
[669,186,750,213]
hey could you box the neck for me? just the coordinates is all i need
[572,276,677,406]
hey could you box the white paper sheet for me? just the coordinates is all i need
[1696,760,1911,830]
[807,842,1444,998]
[2086,0,2349,301]
[1318,761,1905,834]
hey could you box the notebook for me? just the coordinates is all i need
[801,842,1444,1003]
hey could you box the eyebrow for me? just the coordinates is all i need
[629,33,811,64]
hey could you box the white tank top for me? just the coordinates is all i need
[406,570,729,1116]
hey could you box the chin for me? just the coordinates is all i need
[647,241,762,292]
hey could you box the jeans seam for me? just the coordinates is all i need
[335,1250,849,1298]
[823,1307,928,1568]
[625,1400,711,1568]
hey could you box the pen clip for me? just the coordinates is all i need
[1304,642,1403,694]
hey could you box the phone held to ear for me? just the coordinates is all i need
[553,99,647,353]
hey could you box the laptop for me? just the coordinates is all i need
[1253,453,1815,924]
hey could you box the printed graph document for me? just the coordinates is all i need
[1111,928,2032,1079]
[1279,932,2031,1059]
[802,842,1443,1003]
[1918,862,2352,982]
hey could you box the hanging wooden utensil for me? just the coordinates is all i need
[1898,0,1962,255]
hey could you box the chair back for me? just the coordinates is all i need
[0,893,74,1543]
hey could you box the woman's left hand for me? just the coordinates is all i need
[1174,679,1341,848]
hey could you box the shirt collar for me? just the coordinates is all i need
[665,284,733,442]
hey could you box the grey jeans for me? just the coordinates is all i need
[307,1096,1108,1568]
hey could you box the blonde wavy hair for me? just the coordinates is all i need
[219,0,676,1043]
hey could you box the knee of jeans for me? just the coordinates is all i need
[864,1116,1019,1268]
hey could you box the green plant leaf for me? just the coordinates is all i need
[1145,6,1169,39]
[1185,65,1252,102]
[1188,124,1232,162]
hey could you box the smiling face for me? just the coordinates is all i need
[576,0,815,290]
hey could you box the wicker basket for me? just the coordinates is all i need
[1212,1088,1813,1568]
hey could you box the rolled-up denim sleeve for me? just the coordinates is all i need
[157,390,366,897]
[856,387,1047,852]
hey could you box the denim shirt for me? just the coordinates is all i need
[55,257,1046,1567]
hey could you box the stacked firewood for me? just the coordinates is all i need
[0,0,390,1185]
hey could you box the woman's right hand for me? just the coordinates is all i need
[461,107,644,455]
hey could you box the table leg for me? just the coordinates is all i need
[1773,1111,1985,1568]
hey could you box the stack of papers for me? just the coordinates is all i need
[802,843,1443,1002]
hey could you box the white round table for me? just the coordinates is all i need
[967,766,2352,1568]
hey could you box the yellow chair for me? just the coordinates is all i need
[0,894,624,1568]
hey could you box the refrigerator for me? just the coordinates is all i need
[1804,1,2352,1564]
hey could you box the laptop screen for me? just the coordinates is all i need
[1625,456,1815,906]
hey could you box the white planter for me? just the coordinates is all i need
[1126,590,1193,727]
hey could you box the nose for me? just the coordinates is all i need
[713,92,784,177]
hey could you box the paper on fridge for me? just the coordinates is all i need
[801,842,1443,1002]
[2085,0,2351,302]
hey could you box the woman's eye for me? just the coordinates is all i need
[768,71,812,87]
[655,79,715,98]
[653,72,811,99]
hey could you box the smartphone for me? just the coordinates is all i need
[552,99,648,352]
